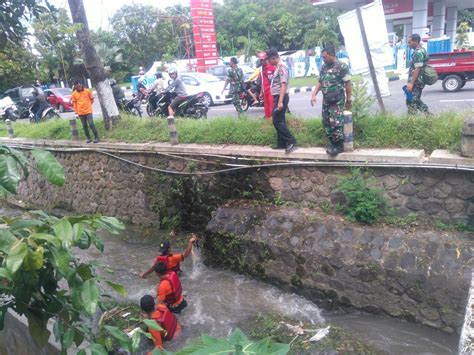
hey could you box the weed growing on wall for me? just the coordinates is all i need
[334,168,387,224]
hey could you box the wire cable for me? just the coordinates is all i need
[5,143,474,176]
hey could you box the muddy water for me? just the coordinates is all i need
[74,227,458,354]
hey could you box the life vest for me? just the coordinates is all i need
[152,305,178,341]
[155,254,181,273]
[161,271,183,306]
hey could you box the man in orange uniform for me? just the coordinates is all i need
[154,262,187,313]
[258,51,275,120]
[141,233,198,277]
[140,295,181,354]
[71,80,99,143]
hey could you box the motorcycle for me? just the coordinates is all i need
[146,90,163,117]
[0,96,19,121]
[148,91,208,119]
[117,95,142,117]
[29,103,60,123]
[240,80,264,112]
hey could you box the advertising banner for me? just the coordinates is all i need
[190,0,219,71]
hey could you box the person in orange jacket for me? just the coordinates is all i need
[140,295,181,354]
[154,262,188,314]
[71,80,99,143]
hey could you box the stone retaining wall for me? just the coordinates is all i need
[204,203,473,333]
[12,149,474,228]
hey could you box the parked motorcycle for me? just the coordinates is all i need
[0,96,19,121]
[117,95,142,117]
[29,104,60,122]
[240,81,264,112]
[148,91,208,119]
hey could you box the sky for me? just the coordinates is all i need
[50,0,199,30]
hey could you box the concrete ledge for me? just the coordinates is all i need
[429,150,474,166]
[0,138,430,164]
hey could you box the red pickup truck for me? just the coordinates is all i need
[428,50,474,92]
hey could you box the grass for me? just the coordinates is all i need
[0,110,465,153]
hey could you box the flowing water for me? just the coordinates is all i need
[77,226,458,354]
[0,206,460,354]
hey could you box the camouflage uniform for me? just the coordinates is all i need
[227,66,244,114]
[407,45,429,114]
[319,60,351,143]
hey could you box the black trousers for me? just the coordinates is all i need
[79,113,99,140]
[272,94,295,147]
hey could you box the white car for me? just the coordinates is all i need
[180,72,231,106]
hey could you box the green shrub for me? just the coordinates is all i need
[351,80,374,120]
[335,168,387,224]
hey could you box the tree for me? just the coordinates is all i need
[456,22,470,48]
[0,43,38,93]
[0,0,53,49]
[458,8,474,27]
[110,4,179,69]
[67,0,119,129]
[304,22,340,49]
[32,8,83,86]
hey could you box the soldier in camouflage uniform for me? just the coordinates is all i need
[222,57,244,114]
[311,45,352,156]
[406,33,429,115]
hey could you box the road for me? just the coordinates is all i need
[55,79,474,121]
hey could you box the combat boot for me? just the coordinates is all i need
[326,140,344,156]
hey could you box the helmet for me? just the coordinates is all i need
[168,67,177,75]
[257,51,267,60]
[139,70,145,76]
[155,72,162,79]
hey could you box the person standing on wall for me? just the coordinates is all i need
[71,80,99,143]
[258,51,275,120]
[310,45,351,156]
[222,57,244,115]
[267,49,296,154]
[406,33,430,115]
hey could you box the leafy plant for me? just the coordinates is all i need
[351,80,374,121]
[175,328,289,355]
[334,168,386,224]
[0,145,136,353]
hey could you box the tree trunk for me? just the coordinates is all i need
[67,0,119,130]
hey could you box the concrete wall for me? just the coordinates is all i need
[204,204,473,334]
[14,150,474,228]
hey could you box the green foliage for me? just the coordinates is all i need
[1,110,465,153]
[0,145,132,353]
[458,9,474,27]
[32,7,83,84]
[304,22,339,49]
[456,22,470,48]
[177,328,289,355]
[110,4,180,68]
[0,43,38,93]
[385,212,418,228]
[351,81,374,120]
[335,169,387,224]
[0,0,52,50]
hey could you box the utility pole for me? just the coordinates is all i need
[67,0,119,129]
[356,6,385,113]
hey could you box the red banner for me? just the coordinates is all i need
[191,0,218,72]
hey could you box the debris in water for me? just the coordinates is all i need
[305,326,330,343]
[280,322,305,335]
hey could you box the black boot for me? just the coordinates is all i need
[326,141,344,156]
